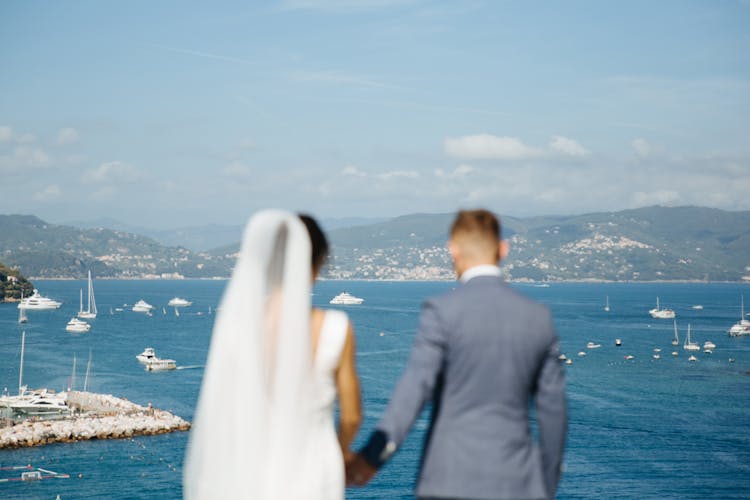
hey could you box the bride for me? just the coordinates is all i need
[184,210,362,499]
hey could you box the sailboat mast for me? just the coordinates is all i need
[84,350,92,392]
[79,288,83,314]
[19,330,26,395]
[70,354,77,392]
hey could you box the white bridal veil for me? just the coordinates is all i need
[184,210,314,499]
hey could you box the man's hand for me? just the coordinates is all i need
[345,453,377,487]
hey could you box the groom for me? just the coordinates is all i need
[348,209,567,499]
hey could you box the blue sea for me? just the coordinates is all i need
[1,280,749,499]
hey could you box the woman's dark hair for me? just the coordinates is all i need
[298,214,329,273]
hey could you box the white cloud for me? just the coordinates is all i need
[341,164,366,176]
[377,170,419,180]
[32,185,61,202]
[83,161,145,184]
[632,138,653,158]
[549,136,590,156]
[223,161,253,178]
[56,127,79,145]
[444,134,540,160]
[15,146,49,167]
[435,164,475,178]
[0,126,12,142]
[0,126,35,144]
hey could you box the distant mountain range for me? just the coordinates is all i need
[64,216,386,252]
[3,206,750,281]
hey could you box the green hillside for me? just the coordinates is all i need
[0,261,33,301]
[0,215,234,279]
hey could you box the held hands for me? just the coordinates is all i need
[345,453,377,487]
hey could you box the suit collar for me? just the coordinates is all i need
[459,264,501,283]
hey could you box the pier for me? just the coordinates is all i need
[0,391,189,449]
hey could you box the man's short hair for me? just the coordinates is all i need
[450,209,501,242]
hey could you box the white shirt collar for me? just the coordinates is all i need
[459,264,501,283]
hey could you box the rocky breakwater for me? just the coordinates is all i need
[0,391,190,449]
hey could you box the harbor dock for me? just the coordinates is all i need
[0,391,189,449]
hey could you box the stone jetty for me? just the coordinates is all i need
[0,391,190,449]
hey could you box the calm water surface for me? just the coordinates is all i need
[1,280,749,499]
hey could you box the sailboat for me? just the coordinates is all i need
[18,307,28,324]
[649,297,676,319]
[83,350,92,392]
[604,296,610,312]
[683,323,700,351]
[77,270,97,319]
[727,295,750,337]
[671,319,679,346]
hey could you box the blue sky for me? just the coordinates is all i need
[1,0,749,228]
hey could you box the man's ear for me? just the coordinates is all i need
[498,240,509,262]
[448,239,460,260]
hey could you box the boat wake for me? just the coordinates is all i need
[176,365,205,370]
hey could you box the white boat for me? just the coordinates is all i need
[577,351,586,357]
[7,390,69,416]
[329,292,364,305]
[604,296,610,312]
[688,355,698,362]
[692,305,704,310]
[653,354,660,360]
[132,299,155,313]
[727,295,750,337]
[18,289,62,310]
[136,347,177,370]
[671,319,679,346]
[558,354,567,361]
[615,338,622,346]
[145,358,177,371]
[671,351,679,356]
[683,324,700,351]
[565,359,572,365]
[77,270,97,319]
[168,297,192,307]
[703,340,716,352]
[0,332,70,417]
[624,355,635,360]
[65,317,91,333]
[136,347,157,364]
[586,342,601,349]
[649,297,675,319]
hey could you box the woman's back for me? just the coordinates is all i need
[307,309,350,499]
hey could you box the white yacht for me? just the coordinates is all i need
[136,347,177,371]
[136,347,157,364]
[65,317,91,333]
[18,289,62,310]
[132,299,155,313]
[77,270,97,319]
[168,297,192,307]
[8,390,69,416]
[329,292,364,305]
[145,358,177,371]
[703,340,716,352]
[649,297,676,319]
[683,324,700,351]
[586,342,601,349]
[727,295,750,337]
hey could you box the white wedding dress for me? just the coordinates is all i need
[308,309,350,499]
[184,210,349,500]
